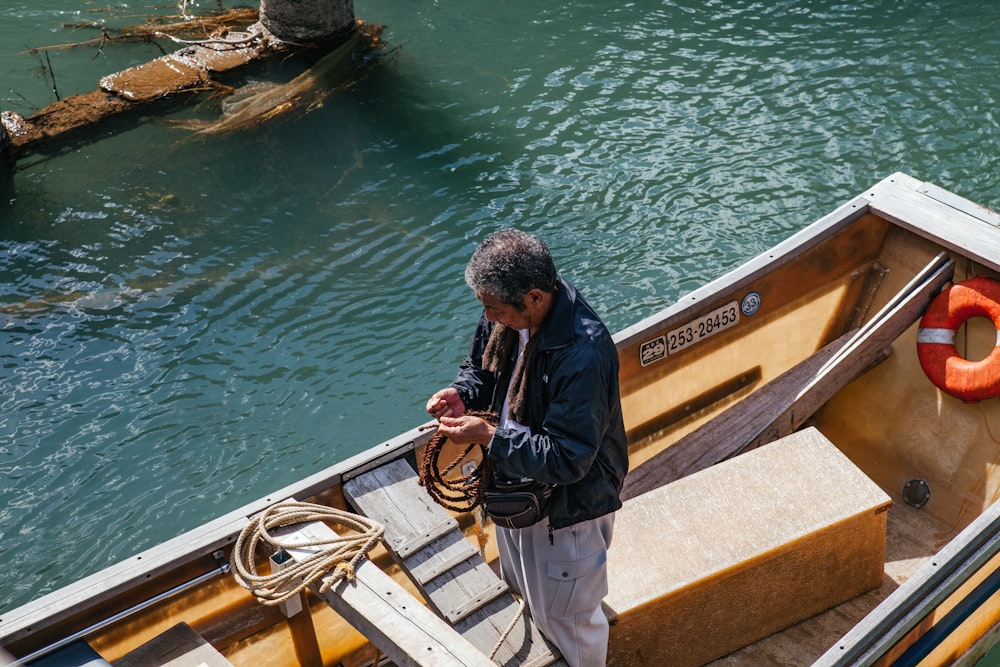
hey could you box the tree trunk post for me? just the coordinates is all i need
[0,113,10,161]
[258,0,356,43]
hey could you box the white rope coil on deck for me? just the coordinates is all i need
[230,500,385,606]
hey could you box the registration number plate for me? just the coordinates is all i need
[639,300,742,366]
[666,301,740,354]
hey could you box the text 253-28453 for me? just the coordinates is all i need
[666,302,739,354]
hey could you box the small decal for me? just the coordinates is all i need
[640,335,667,367]
[741,292,761,317]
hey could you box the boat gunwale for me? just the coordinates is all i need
[614,172,1000,352]
[612,190,874,349]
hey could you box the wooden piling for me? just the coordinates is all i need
[260,0,356,42]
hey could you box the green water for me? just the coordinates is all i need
[1,0,999,613]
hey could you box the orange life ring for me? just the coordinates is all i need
[917,276,1000,402]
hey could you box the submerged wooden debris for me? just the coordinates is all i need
[184,28,377,135]
[37,8,262,52]
[0,9,384,159]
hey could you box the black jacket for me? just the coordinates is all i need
[451,278,629,530]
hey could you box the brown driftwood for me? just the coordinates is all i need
[34,8,261,52]
[620,252,955,501]
[2,21,383,158]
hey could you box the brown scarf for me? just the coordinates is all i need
[482,323,539,424]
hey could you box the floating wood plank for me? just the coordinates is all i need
[275,520,494,667]
[621,253,955,501]
[344,459,562,667]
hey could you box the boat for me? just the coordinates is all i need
[4,171,1000,666]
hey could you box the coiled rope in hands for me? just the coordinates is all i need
[418,411,498,513]
[230,500,385,606]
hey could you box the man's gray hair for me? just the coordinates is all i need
[465,229,558,308]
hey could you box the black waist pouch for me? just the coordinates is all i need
[485,476,554,529]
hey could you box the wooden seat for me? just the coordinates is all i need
[112,623,232,667]
[344,458,562,667]
[603,427,893,667]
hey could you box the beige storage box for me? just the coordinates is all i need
[604,427,892,666]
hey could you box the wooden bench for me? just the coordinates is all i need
[112,623,232,667]
[344,458,561,667]
[603,427,893,667]
[24,641,112,667]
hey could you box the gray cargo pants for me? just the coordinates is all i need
[496,513,615,667]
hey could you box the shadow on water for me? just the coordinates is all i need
[0,151,12,209]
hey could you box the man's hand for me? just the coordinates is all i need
[437,415,495,446]
[426,387,466,420]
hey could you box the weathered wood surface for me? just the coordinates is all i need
[868,172,1000,272]
[621,252,955,501]
[344,459,561,667]
[276,520,494,667]
[113,621,233,667]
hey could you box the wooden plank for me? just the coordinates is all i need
[342,459,460,560]
[621,253,954,501]
[620,329,856,500]
[344,460,508,624]
[276,521,494,667]
[112,622,233,667]
[344,459,561,667]
[868,172,1000,272]
[408,531,479,586]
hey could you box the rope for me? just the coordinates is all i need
[418,411,498,513]
[231,497,523,664]
[489,597,526,661]
[230,500,385,606]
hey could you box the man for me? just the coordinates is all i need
[426,229,628,667]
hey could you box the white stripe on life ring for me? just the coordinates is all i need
[917,328,957,345]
